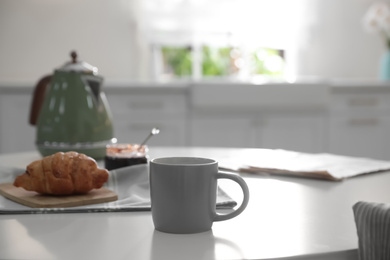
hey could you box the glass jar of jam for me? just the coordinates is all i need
[104,144,148,170]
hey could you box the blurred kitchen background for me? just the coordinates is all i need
[0,0,385,82]
[1,0,390,160]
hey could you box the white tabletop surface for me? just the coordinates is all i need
[1,146,387,260]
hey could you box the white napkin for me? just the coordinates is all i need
[353,201,390,260]
[0,164,236,214]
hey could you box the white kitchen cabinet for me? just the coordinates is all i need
[190,112,326,153]
[256,115,326,153]
[112,118,187,146]
[189,82,329,153]
[2,82,390,161]
[107,92,186,118]
[328,87,390,160]
[0,85,189,154]
[106,88,188,147]
[189,117,255,148]
[0,90,36,153]
[328,116,390,160]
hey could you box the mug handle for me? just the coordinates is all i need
[214,171,250,222]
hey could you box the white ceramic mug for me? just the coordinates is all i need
[149,157,250,234]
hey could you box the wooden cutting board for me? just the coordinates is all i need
[0,183,118,208]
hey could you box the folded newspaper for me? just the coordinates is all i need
[219,149,390,181]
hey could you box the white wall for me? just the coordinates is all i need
[288,0,385,80]
[0,0,150,84]
[0,0,387,84]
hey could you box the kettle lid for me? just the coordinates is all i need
[58,51,98,75]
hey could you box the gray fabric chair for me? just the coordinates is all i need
[353,201,390,260]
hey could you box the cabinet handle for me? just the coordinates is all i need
[348,118,379,126]
[129,123,162,131]
[348,97,378,107]
[128,101,164,110]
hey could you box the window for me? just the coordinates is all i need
[141,0,308,82]
[158,44,285,81]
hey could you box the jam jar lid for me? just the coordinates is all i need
[106,144,148,158]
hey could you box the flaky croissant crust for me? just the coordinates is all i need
[14,151,109,195]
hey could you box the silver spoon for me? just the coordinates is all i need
[139,127,160,148]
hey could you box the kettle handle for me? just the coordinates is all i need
[29,75,52,125]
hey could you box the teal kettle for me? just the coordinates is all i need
[29,51,114,159]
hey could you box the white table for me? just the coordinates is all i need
[1,146,386,260]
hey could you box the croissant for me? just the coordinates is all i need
[14,151,109,195]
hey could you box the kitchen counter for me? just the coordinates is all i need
[2,80,390,160]
[1,78,390,91]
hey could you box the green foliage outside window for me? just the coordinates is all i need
[161,45,284,78]
[161,46,192,76]
[202,46,233,76]
[251,48,284,76]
